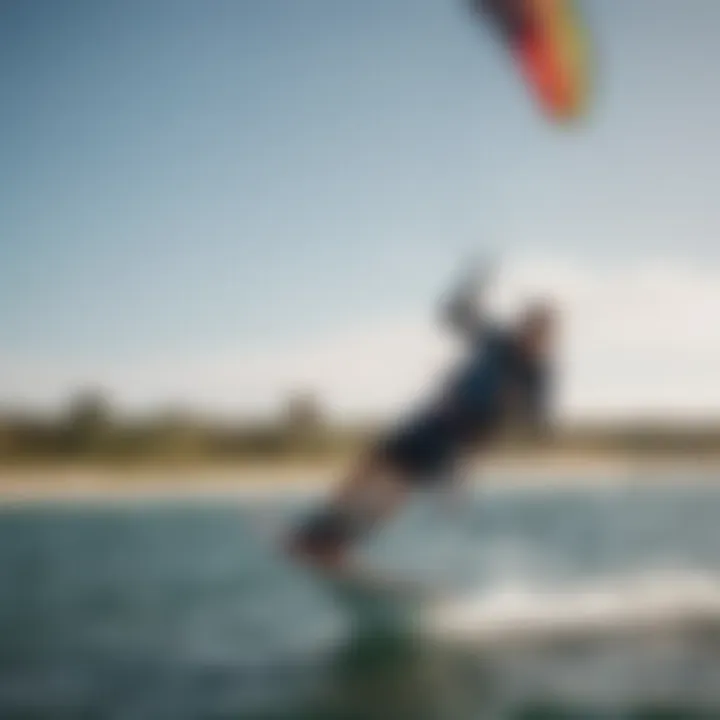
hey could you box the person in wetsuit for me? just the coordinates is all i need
[287,263,556,569]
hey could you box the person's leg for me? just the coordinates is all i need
[286,411,457,569]
[286,452,410,569]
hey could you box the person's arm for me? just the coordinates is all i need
[439,259,494,343]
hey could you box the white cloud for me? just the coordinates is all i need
[4,257,720,421]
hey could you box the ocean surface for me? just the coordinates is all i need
[3,472,720,719]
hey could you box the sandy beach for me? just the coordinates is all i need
[1,454,720,504]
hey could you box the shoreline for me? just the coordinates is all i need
[1,455,720,504]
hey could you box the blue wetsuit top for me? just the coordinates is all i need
[379,323,550,479]
[437,326,550,441]
[379,279,552,478]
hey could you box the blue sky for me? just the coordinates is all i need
[2,1,720,415]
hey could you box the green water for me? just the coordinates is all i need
[2,476,720,718]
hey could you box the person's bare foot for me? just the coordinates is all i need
[285,534,347,573]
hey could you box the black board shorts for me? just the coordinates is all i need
[376,412,461,485]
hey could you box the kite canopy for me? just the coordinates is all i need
[472,0,591,122]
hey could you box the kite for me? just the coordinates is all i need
[471,0,592,122]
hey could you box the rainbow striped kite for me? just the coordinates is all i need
[472,0,592,122]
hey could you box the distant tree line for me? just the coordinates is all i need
[1,389,720,465]
[0,389,368,464]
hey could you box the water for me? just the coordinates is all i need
[2,474,720,718]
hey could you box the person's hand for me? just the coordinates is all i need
[458,254,494,299]
[441,255,497,338]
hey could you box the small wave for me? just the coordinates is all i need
[426,570,720,644]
